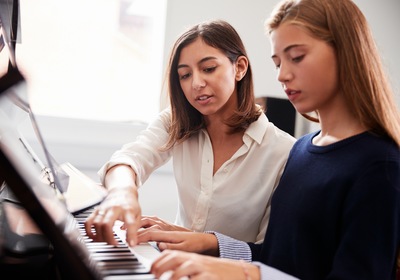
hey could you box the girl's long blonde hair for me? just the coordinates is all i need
[266,0,400,147]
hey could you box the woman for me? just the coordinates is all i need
[136,0,400,279]
[84,20,295,246]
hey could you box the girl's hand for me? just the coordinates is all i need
[140,215,192,232]
[151,250,260,280]
[137,230,219,256]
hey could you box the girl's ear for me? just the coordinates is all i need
[235,55,249,81]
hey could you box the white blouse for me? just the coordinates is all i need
[98,108,296,243]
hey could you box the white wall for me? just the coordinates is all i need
[354,0,400,106]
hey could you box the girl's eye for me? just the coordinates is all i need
[272,58,280,70]
[292,55,305,63]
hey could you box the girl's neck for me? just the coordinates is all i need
[313,124,367,146]
[314,105,367,146]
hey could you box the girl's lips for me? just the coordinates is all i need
[285,89,301,101]
[285,89,300,95]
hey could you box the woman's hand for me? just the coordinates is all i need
[84,164,142,247]
[151,250,260,280]
[84,187,142,246]
[137,230,219,256]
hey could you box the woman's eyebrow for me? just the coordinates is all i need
[177,56,218,69]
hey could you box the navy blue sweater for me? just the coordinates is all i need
[249,131,400,279]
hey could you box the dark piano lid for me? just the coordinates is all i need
[0,68,101,280]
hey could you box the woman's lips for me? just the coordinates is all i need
[196,95,212,105]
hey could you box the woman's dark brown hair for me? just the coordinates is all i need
[164,19,261,149]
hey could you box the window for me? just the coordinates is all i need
[15,0,167,122]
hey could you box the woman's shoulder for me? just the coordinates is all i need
[146,107,172,128]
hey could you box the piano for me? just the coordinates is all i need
[0,196,159,279]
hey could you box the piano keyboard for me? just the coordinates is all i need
[74,208,159,280]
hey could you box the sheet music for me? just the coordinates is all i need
[61,162,107,213]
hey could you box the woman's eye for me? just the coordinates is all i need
[274,64,281,70]
[179,73,191,80]
[203,66,216,73]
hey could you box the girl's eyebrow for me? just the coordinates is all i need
[271,44,304,59]
[177,56,218,69]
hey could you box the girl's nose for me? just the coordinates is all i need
[277,63,293,84]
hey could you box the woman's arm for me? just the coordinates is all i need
[85,109,173,246]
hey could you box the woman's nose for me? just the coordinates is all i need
[192,73,206,90]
